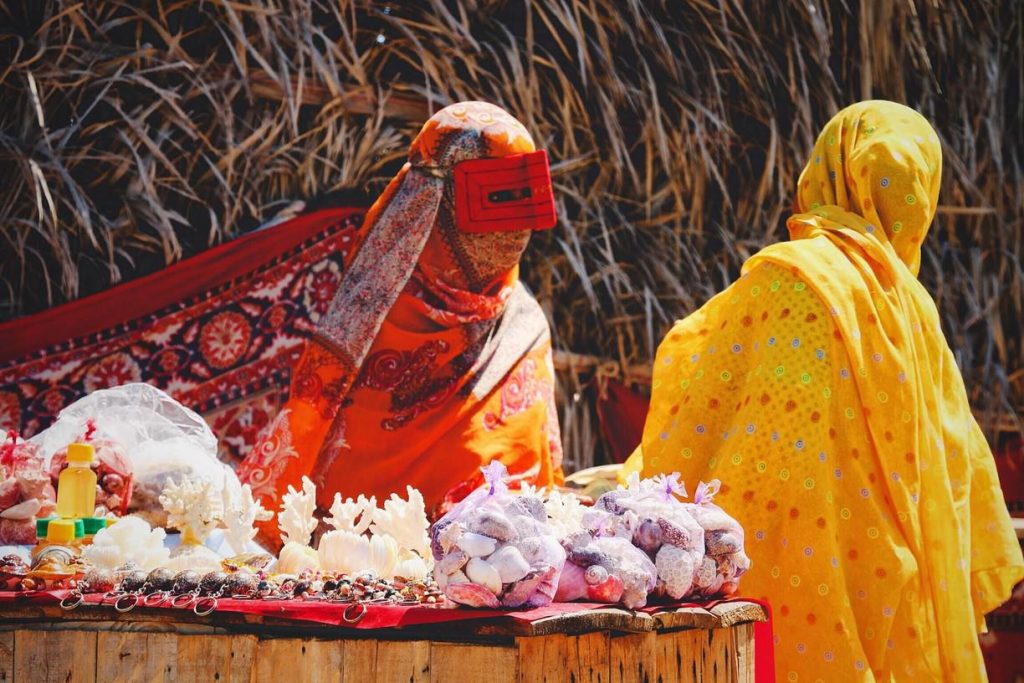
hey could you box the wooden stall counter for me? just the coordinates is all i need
[0,599,768,682]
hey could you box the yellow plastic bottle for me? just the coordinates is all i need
[55,442,97,519]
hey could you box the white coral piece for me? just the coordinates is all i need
[222,481,273,555]
[544,489,586,538]
[159,477,223,542]
[278,476,318,546]
[325,493,376,534]
[369,486,430,562]
[83,515,170,571]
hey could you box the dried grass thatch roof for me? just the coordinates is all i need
[1,1,1021,467]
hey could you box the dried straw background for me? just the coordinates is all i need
[1,1,1020,468]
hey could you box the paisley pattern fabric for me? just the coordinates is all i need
[238,102,563,530]
[626,101,1023,681]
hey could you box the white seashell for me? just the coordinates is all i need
[394,555,429,581]
[487,545,530,583]
[448,570,469,585]
[435,549,469,576]
[82,516,169,571]
[277,541,321,575]
[367,534,399,578]
[0,498,41,520]
[163,544,222,574]
[465,557,503,595]
[457,532,497,558]
[318,530,369,574]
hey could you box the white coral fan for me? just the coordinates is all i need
[278,476,319,546]
[317,490,413,578]
[221,481,273,555]
[275,476,321,574]
[159,477,222,542]
[83,515,170,571]
[369,486,432,573]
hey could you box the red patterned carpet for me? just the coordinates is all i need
[0,206,365,466]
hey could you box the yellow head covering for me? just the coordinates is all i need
[792,100,941,276]
[627,100,1022,681]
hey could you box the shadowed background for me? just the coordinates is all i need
[0,0,1020,469]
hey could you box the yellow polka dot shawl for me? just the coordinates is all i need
[627,101,1023,681]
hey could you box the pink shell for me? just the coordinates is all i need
[554,561,588,602]
[445,581,501,609]
[524,566,559,608]
[502,571,544,608]
[586,574,624,603]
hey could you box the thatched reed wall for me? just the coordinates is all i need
[1,1,1021,467]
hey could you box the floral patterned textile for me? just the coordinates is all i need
[0,208,365,467]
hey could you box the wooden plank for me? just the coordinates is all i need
[176,634,257,682]
[516,634,570,682]
[255,638,344,683]
[567,632,610,683]
[700,627,734,682]
[145,633,180,682]
[431,642,515,683]
[0,631,12,683]
[708,602,767,628]
[96,632,149,681]
[609,632,656,683]
[732,624,755,683]
[342,639,377,682]
[652,606,720,632]
[376,641,429,682]
[514,609,654,636]
[14,630,97,683]
[655,628,703,683]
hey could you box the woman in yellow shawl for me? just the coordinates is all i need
[625,101,1023,681]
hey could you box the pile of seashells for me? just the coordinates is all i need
[431,465,750,610]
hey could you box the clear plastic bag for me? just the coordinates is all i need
[0,435,56,544]
[430,461,566,609]
[683,480,751,597]
[30,383,240,527]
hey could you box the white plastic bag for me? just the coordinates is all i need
[30,383,240,527]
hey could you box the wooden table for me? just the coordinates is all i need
[0,600,767,682]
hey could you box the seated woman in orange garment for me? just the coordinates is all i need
[238,102,564,529]
[624,101,1023,681]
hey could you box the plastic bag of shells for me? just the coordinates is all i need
[571,473,749,604]
[430,461,566,609]
[682,480,750,598]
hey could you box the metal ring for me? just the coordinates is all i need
[60,593,84,611]
[342,601,367,624]
[170,593,197,609]
[114,593,139,613]
[193,596,218,617]
[143,592,169,607]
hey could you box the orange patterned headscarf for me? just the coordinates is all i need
[239,103,563,534]
[627,101,1022,680]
